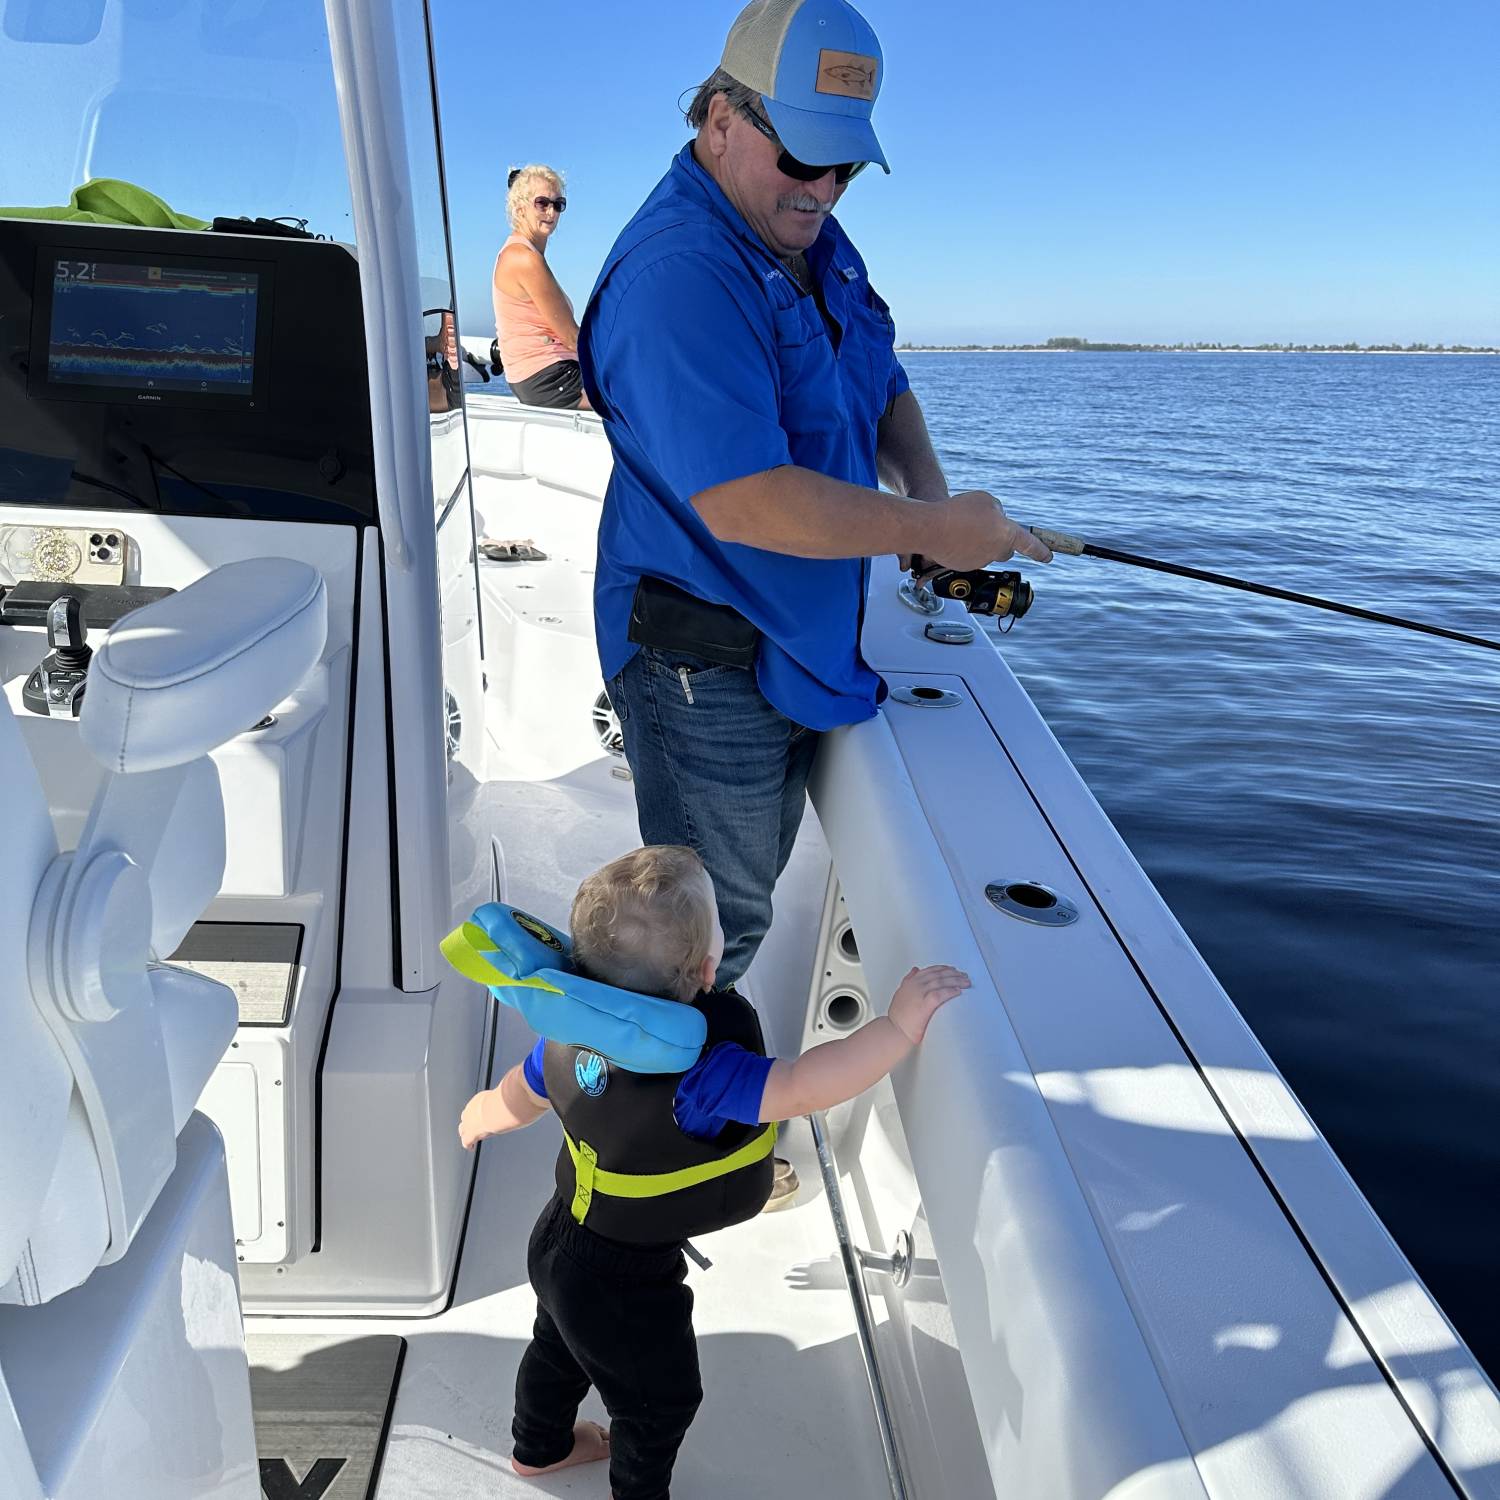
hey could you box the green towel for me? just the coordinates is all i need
[0,178,209,230]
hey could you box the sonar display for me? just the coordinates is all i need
[47,258,259,399]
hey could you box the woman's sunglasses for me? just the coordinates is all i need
[739,104,867,186]
[532,195,567,213]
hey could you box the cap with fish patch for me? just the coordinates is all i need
[720,0,890,174]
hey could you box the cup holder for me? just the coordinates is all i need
[984,880,1079,927]
[891,684,962,708]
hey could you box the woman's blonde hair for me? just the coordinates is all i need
[570,846,717,1002]
[506,163,565,228]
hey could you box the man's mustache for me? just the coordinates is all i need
[777,191,832,214]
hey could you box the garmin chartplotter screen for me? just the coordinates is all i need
[34,253,272,409]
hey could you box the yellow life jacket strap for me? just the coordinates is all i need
[567,1121,778,1225]
[440,921,563,996]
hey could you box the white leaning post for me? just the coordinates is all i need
[0,557,327,1499]
[325,0,454,990]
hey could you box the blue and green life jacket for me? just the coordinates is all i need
[442,903,776,1241]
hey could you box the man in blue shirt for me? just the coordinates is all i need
[581,0,1050,997]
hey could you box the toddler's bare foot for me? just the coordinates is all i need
[512,1420,610,1476]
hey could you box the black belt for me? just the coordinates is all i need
[627,576,758,669]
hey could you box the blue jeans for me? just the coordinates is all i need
[609,647,820,989]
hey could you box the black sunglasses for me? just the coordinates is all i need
[532,195,567,213]
[739,104,867,186]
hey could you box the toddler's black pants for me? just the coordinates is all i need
[512,1194,702,1500]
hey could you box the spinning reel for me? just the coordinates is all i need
[903,555,1035,624]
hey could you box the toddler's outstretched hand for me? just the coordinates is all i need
[888,964,970,1045]
[459,1090,493,1151]
[456,1064,550,1149]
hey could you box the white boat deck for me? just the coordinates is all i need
[473,472,598,642]
[356,1099,890,1500]
[246,957,894,1500]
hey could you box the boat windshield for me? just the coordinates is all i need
[0,1,356,238]
[0,1,458,298]
[1,0,471,512]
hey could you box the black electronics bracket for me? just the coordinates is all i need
[1,579,174,629]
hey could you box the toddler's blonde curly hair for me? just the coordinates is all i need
[570,847,717,1002]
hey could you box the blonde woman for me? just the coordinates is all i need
[492,165,589,410]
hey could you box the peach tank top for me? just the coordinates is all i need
[492,234,577,385]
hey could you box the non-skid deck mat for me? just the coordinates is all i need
[167,921,303,1025]
[248,1332,404,1500]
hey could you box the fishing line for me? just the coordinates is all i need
[1028,526,1500,655]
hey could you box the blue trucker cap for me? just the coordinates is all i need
[720,0,890,174]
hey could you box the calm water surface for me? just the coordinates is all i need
[904,352,1500,1376]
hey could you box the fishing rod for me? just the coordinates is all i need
[904,535,1500,656]
[1025,527,1500,655]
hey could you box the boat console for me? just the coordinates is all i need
[0,216,490,1325]
[0,220,370,1112]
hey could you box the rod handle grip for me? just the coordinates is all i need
[1029,525,1086,556]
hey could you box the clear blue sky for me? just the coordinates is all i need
[432,0,1500,346]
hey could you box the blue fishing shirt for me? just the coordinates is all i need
[579,144,910,732]
[524,1038,774,1139]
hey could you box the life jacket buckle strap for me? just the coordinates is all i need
[571,1138,598,1224]
[564,1121,777,1207]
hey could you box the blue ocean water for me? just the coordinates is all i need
[904,351,1500,1376]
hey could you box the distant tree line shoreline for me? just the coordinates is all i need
[897,336,1498,354]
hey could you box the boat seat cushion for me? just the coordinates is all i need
[80,557,327,774]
